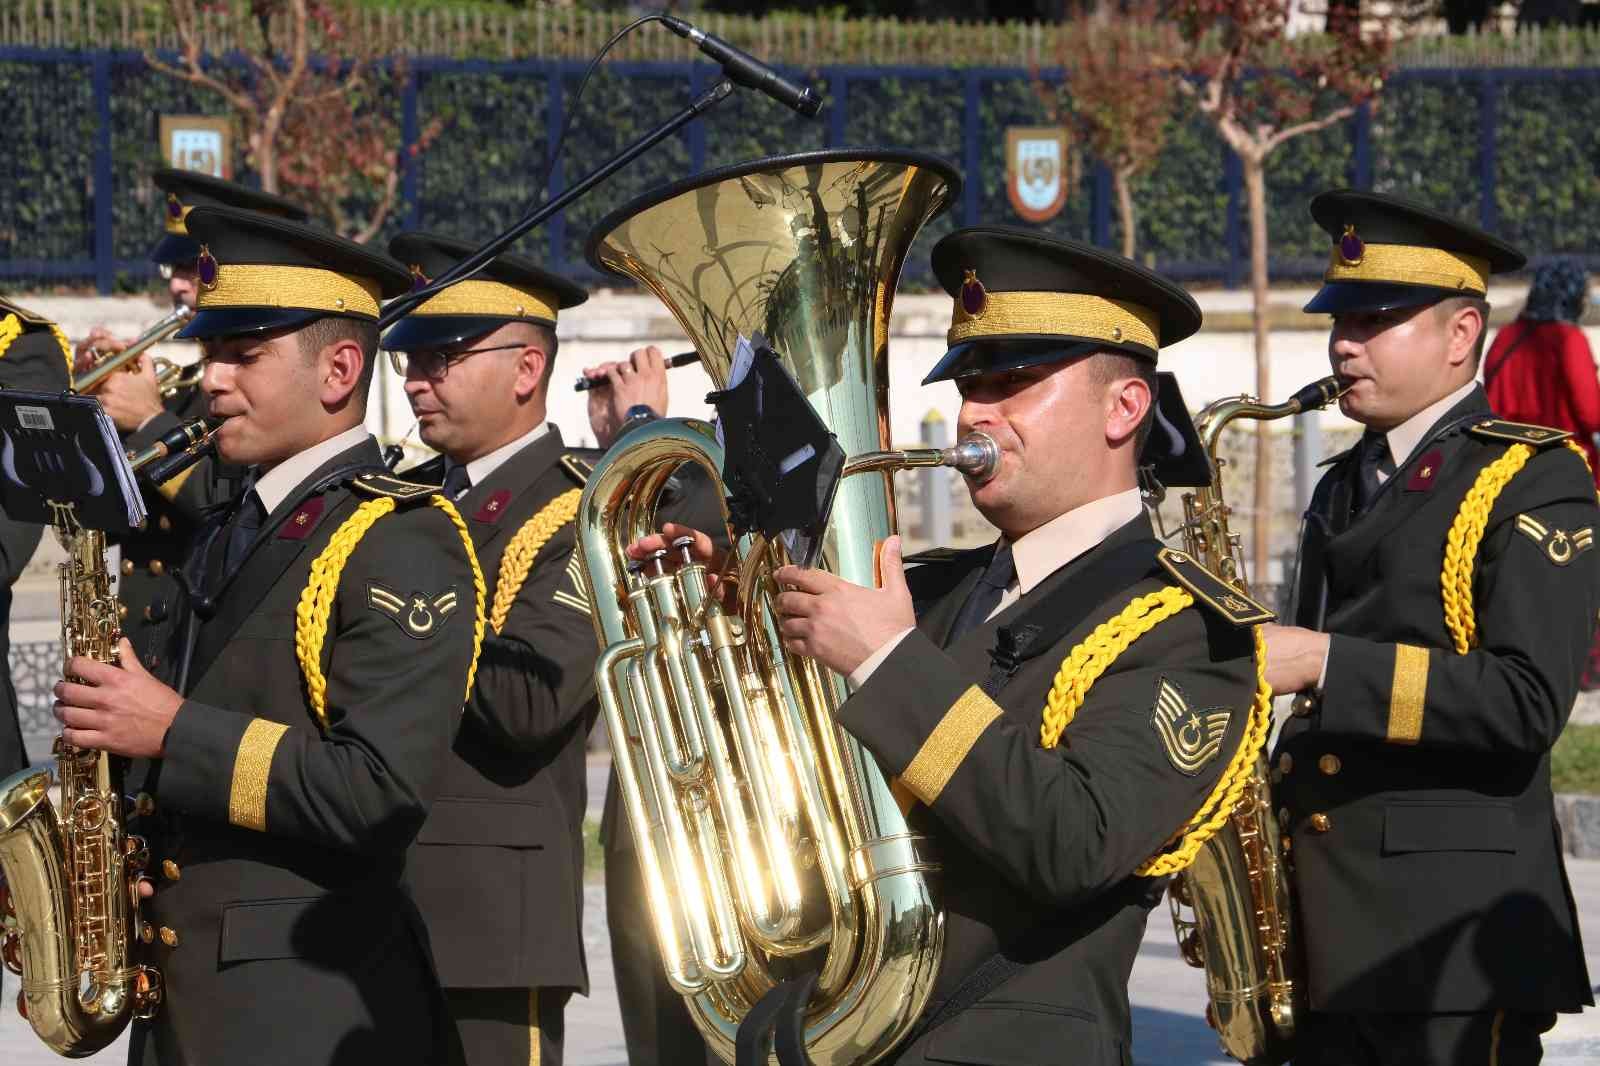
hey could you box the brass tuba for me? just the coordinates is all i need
[0,418,214,1055]
[1164,376,1344,1065]
[576,151,992,1065]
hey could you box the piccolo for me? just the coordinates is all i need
[572,351,701,392]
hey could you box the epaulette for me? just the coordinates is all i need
[559,452,596,488]
[1466,419,1572,448]
[0,296,50,326]
[351,472,440,502]
[1155,547,1275,626]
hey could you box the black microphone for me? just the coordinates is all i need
[661,15,823,117]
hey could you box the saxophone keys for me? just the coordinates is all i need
[123,835,150,872]
[140,923,155,944]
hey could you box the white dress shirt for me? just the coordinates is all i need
[445,421,551,497]
[254,425,372,516]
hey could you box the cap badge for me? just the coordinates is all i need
[165,193,184,220]
[1339,224,1365,266]
[196,245,219,292]
[960,269,987,317]
[409,263,430,293]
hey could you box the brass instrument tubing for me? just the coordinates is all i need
[73,306,193,394]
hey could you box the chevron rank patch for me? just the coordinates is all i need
[553,554,591,616]
[1467,419,1573,448]
[368,581,459,638]
[1151,676,1231,776]
[1155,548,1274,625]
[1515,514,1594,567]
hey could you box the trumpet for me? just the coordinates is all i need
[73,306,194,395]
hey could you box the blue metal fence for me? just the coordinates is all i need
[2,48,1597,293]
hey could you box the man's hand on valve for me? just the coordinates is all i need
[772,535,916,677]
[94,354,165,432]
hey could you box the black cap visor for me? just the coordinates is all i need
[176,307,324,341]
[381,315,520,354]
[923,337,1144,386]
[149,233,202,267]
[1303,280,1454,315]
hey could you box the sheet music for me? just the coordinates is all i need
[0,391,147,532]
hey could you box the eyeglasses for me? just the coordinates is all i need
[158,260,198,281]
[388,343,526,380]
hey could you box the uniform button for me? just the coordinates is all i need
[1310,813,1332,833]
[132,793,156,817]
[1280,835,1292,853]
[118,604,128,620]
[121,560,134,576]
[158,516,172,532]
[143,606,155,621]
[148,560,165,576]
[161,860,181,882]
[1291,693,1319,718]
[1277,753,1293,774]
[158,927,179,948]
[1318,754,1342,776]
[1278,807,1291,826]
[140,924,155,944]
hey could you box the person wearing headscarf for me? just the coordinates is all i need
[1484,260,1600,483]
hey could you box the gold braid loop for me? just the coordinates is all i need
[1441,443,1532,654]
[489,488,582,635]
[0,314,21,358]
[294,495,487,732]
[1035,586,1274,877]
[1563,439,1600,504]
[49,324,72,381]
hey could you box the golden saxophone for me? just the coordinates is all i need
[74,305,197,398]
[0,418,215,1055]
[576,151,996,1065]
[1165,376,1345,1065]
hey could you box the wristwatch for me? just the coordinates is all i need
[618,403,660,438]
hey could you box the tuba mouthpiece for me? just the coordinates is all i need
[942,432,1000,484]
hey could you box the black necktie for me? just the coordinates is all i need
[1352,431,1395,516]
[223,487,265,573]
[442,464,471,501]
[947,541,1016,645]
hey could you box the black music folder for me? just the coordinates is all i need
[0,390,145,532]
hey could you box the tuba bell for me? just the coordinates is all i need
[576,150,984,1065]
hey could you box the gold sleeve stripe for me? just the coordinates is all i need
[1324,243,1489,295]
[228,719,290,831]
[201,264,383,319]
[900,685,1003,806]
[1386,644,1429,744]
[948,291,1159,351]
[411,278,559,323]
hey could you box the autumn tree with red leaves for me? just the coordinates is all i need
[1042,8,1181,260]
[1171,2,1392,580]
[144,0,439,243]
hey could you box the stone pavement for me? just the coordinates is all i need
[5,858,1600,1065]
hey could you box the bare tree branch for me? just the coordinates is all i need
[1262,104,1358,155]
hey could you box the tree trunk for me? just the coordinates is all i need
[1243,154,1272,586]
[1115,165,1136,260]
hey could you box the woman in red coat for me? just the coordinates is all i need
[1485,260,1600,480]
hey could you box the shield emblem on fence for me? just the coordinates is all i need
[1006,127,1070,224]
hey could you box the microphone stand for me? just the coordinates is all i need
[379,77,735,329]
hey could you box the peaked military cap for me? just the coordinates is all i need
[1303,189,1526,315]
[382,232,587,353]
[175,205,411,341]
[150,168,310,267]
[922,226,1203,384]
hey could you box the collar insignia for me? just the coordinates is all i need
[1405,449,1443,492]
[1515,514,1594,567]
[276,496,326,540]
[473,489,512,523]
[367,581,459,639]
[1151,677,1231,776]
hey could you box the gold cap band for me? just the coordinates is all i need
[949,290,1160,351]
[200,264,383,318]
[409,279,559,322]
[1324,242,1489,295]
[164,204,193,236]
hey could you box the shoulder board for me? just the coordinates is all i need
[559,452,595,488]
[0,297,50,326]
[351,472,440,502]
[1155,547,1275,626]
[1466,419,1572,448]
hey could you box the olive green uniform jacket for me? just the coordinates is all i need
[128,437,482,1066]
[840,513,1261,1066]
